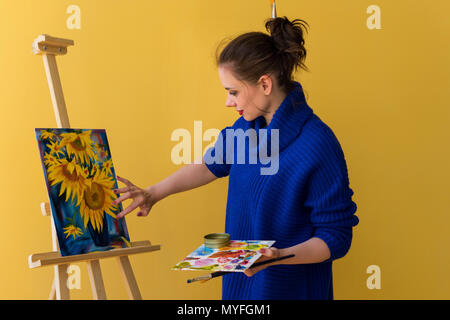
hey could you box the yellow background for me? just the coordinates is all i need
[1,0,449,299]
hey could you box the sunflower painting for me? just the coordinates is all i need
[35,128,130,256]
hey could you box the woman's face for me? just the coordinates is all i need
[218,65,272,121]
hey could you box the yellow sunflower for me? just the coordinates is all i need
[47,140,65,158]
[91,162,100,174]
[63,224,83,240]
[40,130,57,141]
[60,130,96,165]
[44,152,61,167]
[102,159,113,176]
[79,169,118,232]
[47,158,89,206]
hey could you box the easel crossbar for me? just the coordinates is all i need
[29,241,161,269]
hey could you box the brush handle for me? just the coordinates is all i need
[211,271,230,278]
[250,254,295,268]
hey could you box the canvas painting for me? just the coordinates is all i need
[35,128,130,256]
[172,240,276,272]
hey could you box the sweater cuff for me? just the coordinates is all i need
[204,159,230,178]
[312,226,353,262]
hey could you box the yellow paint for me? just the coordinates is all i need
[1,0,449,299]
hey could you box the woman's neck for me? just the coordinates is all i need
[263,90,287,126]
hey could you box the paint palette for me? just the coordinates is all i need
[172,240,275,272]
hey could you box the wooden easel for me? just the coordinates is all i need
[28,34,161,300]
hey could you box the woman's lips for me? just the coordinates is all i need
[238,110,243,115]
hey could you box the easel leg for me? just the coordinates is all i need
[49,279,56,300]
[117,256,142,300]
[42,53,71,127]
[54,264,70,300]
[86,260,107,300]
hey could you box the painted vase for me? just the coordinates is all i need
[87,214,110,247]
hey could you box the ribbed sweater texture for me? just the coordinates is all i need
[204,81,359,300]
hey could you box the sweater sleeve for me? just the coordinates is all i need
[203,126,232,178]
[304,127,359,262]
[203,117,249,178]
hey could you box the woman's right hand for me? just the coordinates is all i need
[113,175,159,218]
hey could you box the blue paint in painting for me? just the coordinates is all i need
[35,128,130,256]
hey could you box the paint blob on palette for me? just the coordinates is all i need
[172,240,276,272]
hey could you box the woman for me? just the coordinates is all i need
[113,16,359,300]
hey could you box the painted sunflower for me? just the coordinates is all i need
[47,158,89,206]
[101,159,113,176]
[63,224,83,240]
[60,130,96,165]
[43,152,61,167]
[47,140,65,158]
[91,163,100,175]
[79,169,118,232]
[40,129,57,141]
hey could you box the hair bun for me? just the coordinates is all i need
[265,16,309,53]
[270,35,285,54]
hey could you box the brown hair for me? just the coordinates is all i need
[215,16,309,95]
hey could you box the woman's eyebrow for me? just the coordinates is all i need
[225,87,235,90]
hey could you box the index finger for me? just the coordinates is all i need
[117,175,133,187]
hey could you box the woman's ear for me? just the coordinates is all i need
[258,74,273,95]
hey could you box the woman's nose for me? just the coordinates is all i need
[225,98,236,108]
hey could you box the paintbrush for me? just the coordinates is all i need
[187,271,229,284]
[187,254,295,284]
[270,0,277,18]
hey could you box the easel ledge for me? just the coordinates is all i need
[28,241,161,269]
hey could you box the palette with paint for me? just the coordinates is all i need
[172,240,276,272]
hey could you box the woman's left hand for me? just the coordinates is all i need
[244,247,280,277]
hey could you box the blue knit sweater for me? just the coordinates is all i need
[204,81,359,300]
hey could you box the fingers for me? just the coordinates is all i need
[244,256,269,277]
[112,192,131,205]
[244,269,254,277]
[116,200,140,219]
[259,247,279,258]
[137,210,149,217]
[244,247,279,277]
[114,175,150,218]
[113,187,131,194]
[244,264,265,277]
[116,175,134,187]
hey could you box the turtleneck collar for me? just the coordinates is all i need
[253,81,314,152]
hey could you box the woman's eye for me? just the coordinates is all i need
[230,91,237,96]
